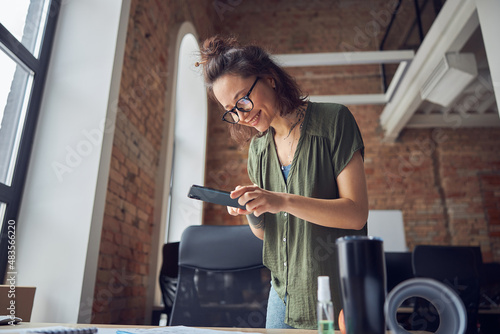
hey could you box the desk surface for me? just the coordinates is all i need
[9,323,317,334]
[8,323,432,334]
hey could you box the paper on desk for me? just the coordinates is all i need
[112,327,260,334]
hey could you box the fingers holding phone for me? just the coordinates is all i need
[227,205,250,216]
[231,184,286,217]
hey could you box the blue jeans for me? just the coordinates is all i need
[266,284,295,329]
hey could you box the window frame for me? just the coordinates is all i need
[0,0,61,282]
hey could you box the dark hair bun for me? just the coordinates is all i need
[196,36,239,67]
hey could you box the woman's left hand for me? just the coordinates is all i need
[230,185,286,217]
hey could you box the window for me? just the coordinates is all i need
[0,0,61,281]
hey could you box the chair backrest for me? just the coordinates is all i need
[385,252,413,293]
[412,245,482,333]
[159,242,180,321]
[479,261,500,309]
[169,225,270,327]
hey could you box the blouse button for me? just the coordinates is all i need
[283,237,286,242]
[284,212,288,217]
[284,262,287,267]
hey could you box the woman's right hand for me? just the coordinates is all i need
[227,205,250,216]
[227,185,252,216]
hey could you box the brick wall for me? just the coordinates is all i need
[480,172,500,261]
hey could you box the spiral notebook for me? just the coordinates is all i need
[2,327,260,334]
[29,327,98,334]
[1,326,97,334]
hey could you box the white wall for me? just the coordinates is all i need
[367,210,408,252]
[16,0,130,323]
[165,32,207,243]
[476,0,500,110]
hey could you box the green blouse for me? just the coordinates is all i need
[247,102,367,329]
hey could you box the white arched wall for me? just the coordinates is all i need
[150,22,207,310]
[166,32,207,243]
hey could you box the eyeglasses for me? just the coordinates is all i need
[222,77,260,124]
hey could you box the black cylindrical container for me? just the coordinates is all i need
[336,236,386,334]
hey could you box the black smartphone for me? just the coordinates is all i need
[187,185,247,210]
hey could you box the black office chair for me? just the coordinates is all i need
[157,242,179,324]
[411,245,482,334]
[477,262,500,334]
[385,252,414,293]
[385,252,415,329]
[169,225,271,327]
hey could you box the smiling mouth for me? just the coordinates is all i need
[248,110,261,126]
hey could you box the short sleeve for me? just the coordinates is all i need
[247,139,260,186]
[331,106,364,178]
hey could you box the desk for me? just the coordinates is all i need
[8,323,316,334]
[8,323,431,334]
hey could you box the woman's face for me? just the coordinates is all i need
[212,74,279,133]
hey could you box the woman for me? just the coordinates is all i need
[197,36,368,329]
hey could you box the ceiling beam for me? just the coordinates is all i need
[385,61,409,103]
[407,114,500,128]
[277,53,412,106]
[379,0,479,142]
[310,94,386,105]
[476,94,497,114]
[274,50,414,67]
[476,0,500,117]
